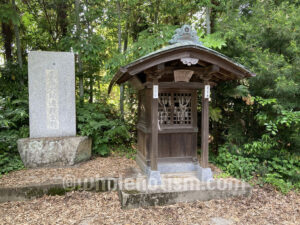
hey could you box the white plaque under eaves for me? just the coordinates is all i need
[28,51,76,138]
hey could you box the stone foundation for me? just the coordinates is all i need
[136,153,213,183]
[119,173,252,209]
[18,136,91,168]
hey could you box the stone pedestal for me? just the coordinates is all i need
[147,170,162,186]
[119,174,252,209]
[196,165,213,182]
[18,136,91,168]
[136,153,213,183]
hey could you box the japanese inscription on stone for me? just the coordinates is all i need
[45,70,59,129]
[28,51,76,138]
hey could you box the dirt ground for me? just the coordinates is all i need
[0,156,299,225]
[0,186,299,225]
[0,155,137,187]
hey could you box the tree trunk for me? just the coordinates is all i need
[1,0,13,63]
[117,0,124,119]
[98,79,101,100]
[206,7,211,34]
[120,84,124,119]
[75,0,84,102]
[86,0,93,103]
[154,0,160,25]
[1,22,13,63]
[57,1,68,37]
[89,77,93,103]
[123,29,128,53]
[12,0,24,85]
[123,8,130,52]
[210,0,219,33]
[117,1,122,53]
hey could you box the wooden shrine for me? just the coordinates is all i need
[109,25,255,185]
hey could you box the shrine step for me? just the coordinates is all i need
[157,162,199,173]
[118,173,252,209]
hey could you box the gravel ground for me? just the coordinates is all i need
[0,186,299,225]
[0,155,137,187]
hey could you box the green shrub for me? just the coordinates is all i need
[0,90,134,174]
[0,95,28,175]
[77,102,133,156]
[212,142,300,193]
[214,172,231,179]
[213,146,259,180]
[0,153,24,175]
[264,173,293,194]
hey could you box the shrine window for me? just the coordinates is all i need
[158,91,193,127]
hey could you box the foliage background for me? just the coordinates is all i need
[0,0,299,192]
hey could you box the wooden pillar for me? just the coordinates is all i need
[151,78,158,171]
[201,80,210,168]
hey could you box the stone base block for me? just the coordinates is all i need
[136,153,214,183]
[17,136,91,168]
[119,173,252,209]
[147,170,162,186]
[196,166,213,181]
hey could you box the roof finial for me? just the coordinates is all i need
[169,25,203,45]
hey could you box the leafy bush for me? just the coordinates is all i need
[212,141,300,193]
[253,97,300,155]
[210,90,300,193]
[0,96,134,174]
[77,102,133,156]
[264,173,293,194]
[213,146,259,180]
[0,95,28,175]
[0,153,24,175]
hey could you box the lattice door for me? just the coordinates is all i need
[158,91,193,127]
[173,93,192,125]
[158,93,172,125]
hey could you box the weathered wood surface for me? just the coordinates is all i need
[121,47,251,79]
[150,78,158,170]
[128,75,144,90]
[201,81,210,168]
[108,45,255,93]
[137,88,199,162]
[144,82,205,89]
[158,133,197,158]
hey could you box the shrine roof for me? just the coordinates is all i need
[109,25,255,93]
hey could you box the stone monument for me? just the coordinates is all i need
[18,51,91,168]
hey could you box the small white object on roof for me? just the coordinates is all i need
[180,57,199,66]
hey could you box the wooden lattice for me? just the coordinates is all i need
[158,93,172,125]
[158,92,192,126]
[173,93,192,125]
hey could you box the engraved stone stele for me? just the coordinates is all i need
[18,51,91,168]
[28,51,76,138]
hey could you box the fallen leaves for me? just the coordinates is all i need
[0,155,137,188]
[0,156,299,224]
